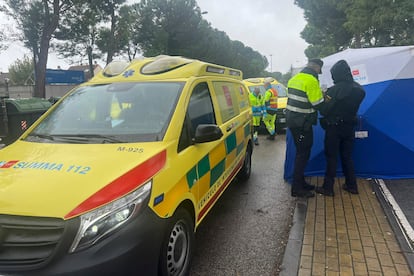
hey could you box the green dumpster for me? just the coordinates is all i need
[0,98,52,145]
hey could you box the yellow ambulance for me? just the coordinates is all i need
[0,56,253,275]
[243,77,287,133]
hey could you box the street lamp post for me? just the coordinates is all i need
[1,78,9,139]
[4,78,9,98]
[269,54,273,72]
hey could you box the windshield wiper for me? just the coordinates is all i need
[53,134,124,143]
[27,133,55,141]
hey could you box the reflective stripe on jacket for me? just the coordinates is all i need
[249,93,264,117]
[286,69,324,128]
[264,88,278,112]
[287,72,323,114]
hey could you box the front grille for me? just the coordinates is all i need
[0,214,65,268]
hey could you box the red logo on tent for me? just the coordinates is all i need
[352,69,360,76]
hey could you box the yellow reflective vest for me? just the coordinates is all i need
[249,92,263,117]
[286,68,324,128]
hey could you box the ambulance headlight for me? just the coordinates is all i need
[69,181,151,253]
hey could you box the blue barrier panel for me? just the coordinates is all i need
[46,69,85,84]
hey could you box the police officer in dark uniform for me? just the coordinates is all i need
[315,59,366,196]
[286,58,325,198]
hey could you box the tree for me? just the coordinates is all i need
[2,0,269,89]
[280,71,293,86]
[0,33,6,52]
[128,0,266,77]
[0,23,14,52]
[2,0,77,98]
[54,2,103,77]
[93,0,128,64]
[8,55,35,85]
[392,0,414,45]
[295,0,352,58]
[295,0,414,58]
[117,5,141,61]
[263,71,283,81]
[128,0,204,57]
[340,0,414,47]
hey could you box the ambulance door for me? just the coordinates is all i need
[177,82,223,225]
[210,81,247,174]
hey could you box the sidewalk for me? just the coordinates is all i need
[280,177,414,276]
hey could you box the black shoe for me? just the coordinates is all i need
[315,186,334,196]
[303,183,315,190]
[342,184,358,194]
[291,190,315,198]
[254,140,259,145]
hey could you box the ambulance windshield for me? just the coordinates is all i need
[25,82,183,143]
[247,84,287,97]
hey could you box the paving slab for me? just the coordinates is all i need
[280,177,414,276]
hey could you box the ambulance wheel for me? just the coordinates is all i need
[159,208,194,276]
[237,144,252,181]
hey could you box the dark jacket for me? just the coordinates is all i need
[320,60,365,125]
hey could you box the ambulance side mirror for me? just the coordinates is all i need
[193,124,223,143]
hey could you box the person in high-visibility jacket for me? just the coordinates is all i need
[249,87,264,145]
[286,58,325,198]
[262,79,278,140]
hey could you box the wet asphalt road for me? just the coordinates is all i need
[189,133,296,276]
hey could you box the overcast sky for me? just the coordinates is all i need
[0,0,309,74]
[196,0,309,73]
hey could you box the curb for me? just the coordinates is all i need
[279,198,307,276]
[372,179,414,273]
[279,180,414,276]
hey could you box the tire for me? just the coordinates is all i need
[159,208,194,276]
[237,144,252,181]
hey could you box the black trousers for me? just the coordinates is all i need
[323,123,357,191]
[290,127,313,192]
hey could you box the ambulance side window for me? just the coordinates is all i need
[178,83,215,152]
[272,83,287,97]
[212,81,240,122]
